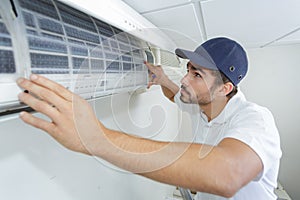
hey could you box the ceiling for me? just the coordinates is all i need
[121,0,300,50]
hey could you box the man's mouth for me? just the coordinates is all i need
[180,85,189,95]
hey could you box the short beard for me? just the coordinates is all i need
[180,84,217,106]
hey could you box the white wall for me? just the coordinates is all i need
[0,86,178,200]
[240,44,300,199]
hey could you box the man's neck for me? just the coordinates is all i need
[200,97,229,122]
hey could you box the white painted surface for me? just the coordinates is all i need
[241,44,300,199]
[0,86,178,200]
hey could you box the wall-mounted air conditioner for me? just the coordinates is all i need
[0,0,176,116]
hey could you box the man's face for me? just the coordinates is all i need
[180,62,220,106]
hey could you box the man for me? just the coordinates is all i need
[17,37,281,199]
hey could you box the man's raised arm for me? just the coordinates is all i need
[145,61,180,102]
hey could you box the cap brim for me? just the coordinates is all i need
[175,48,218,70]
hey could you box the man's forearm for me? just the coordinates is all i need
[160,77,180,102]
[91,126,236,197]
[93,127,201,188]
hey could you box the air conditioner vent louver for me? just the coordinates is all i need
[151,48,183,85]
[160,49,180,68]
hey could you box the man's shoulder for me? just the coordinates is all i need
[229,91,274,122]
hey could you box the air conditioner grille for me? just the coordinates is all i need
[17,0,148,89]
[19,0,59,20]
[38,18,64,34]
[0,16,15,74]
[0,0,158,113]
[57,2,97,33]
[0,50,15,73]
[0,0,149,78]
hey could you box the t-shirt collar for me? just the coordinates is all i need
[199,90,246,125]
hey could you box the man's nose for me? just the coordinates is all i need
[181,74,190,86]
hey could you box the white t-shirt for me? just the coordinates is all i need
[174,91,282,200]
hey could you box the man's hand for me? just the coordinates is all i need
[144,61,168,89]
[145,61,180,102]
[17,74,105,155]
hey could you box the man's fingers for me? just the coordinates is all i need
[19,111,56,134]
[29,74,73,102]
[17,78,66,112]
[144,61,157,72]
[18,92,60,120]
[147,82,154,89]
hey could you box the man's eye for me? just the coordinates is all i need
[194,73,202,78]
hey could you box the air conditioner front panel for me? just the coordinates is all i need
[0,0,157,114]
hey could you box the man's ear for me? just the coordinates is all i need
[221,82,234,96]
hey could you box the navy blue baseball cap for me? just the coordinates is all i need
[175,37,248,86]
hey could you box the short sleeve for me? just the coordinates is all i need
[223,105,282,181]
